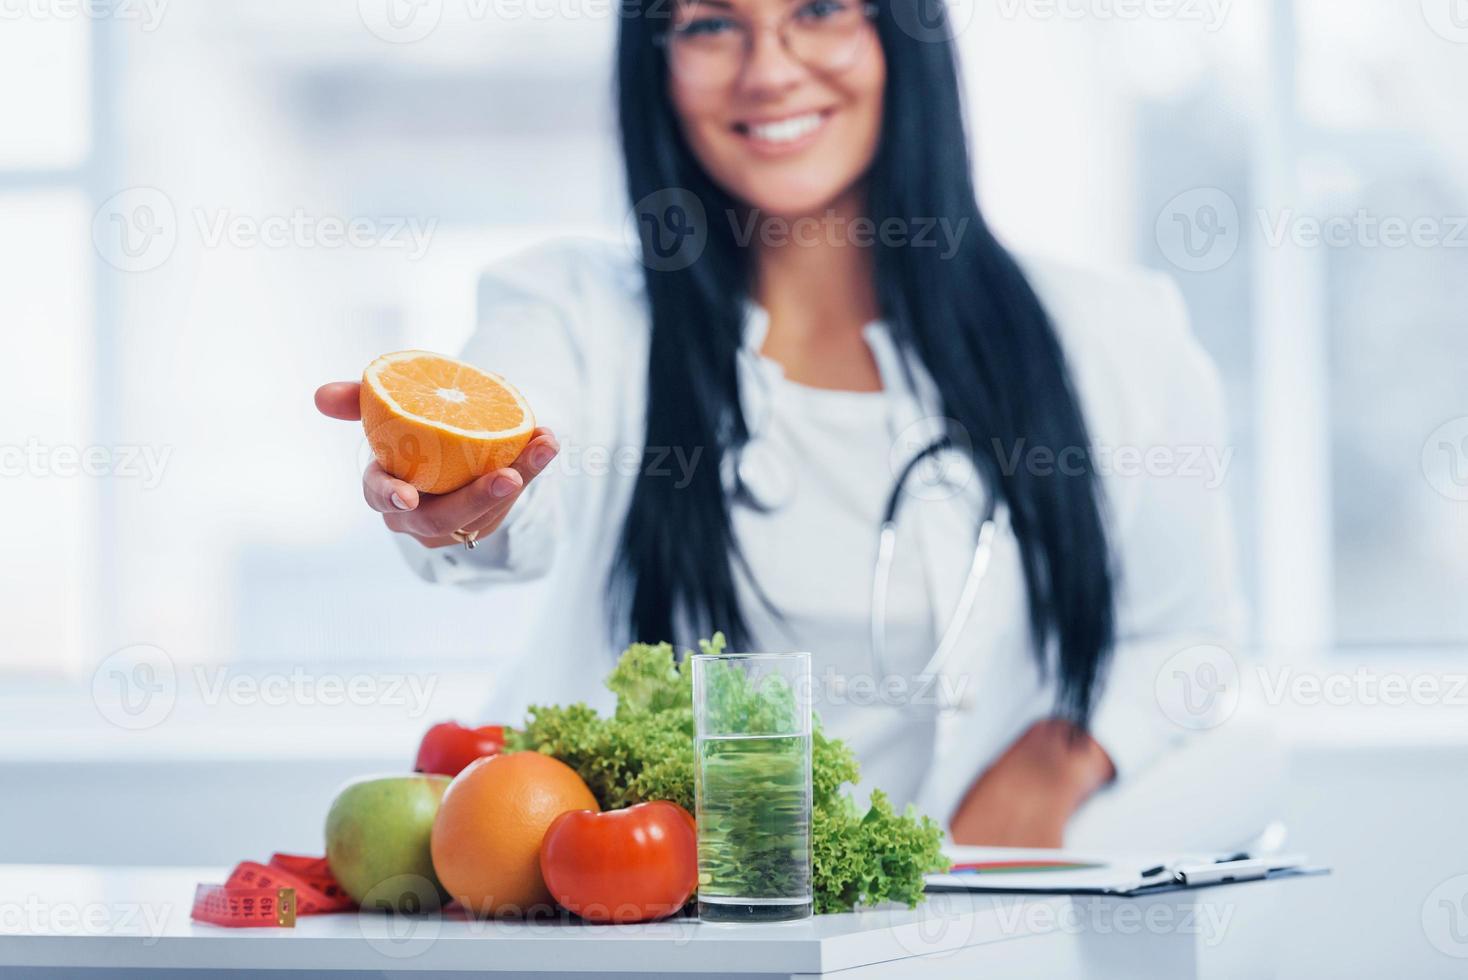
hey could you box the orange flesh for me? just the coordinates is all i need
[375,358,526,432]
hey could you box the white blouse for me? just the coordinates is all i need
[728,310,945,810]
[397,237,1243,827]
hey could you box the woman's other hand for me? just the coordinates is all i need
[948,719,1116,848]
[314,381,560,548]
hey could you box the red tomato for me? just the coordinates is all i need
[413,722,506,777]
[539,801,698,923]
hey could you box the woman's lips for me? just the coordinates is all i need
[731,110,833,156]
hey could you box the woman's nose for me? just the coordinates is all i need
[737,24,808,96]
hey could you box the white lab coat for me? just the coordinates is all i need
[398,237,1243,829]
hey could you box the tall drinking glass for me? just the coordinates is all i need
[692,651,814,922]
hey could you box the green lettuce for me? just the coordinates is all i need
[507,635,948,913]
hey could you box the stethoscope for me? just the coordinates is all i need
[730,433,1005,686]
[728,321,1007,690]
[869,438,1003,683]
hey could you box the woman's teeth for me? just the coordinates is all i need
[746,113,824,144]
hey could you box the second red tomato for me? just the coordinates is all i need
[413,721,506,777]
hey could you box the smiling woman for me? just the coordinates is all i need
[663,0,884,201]
[605,0,1147,842]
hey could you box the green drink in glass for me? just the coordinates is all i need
[692,651,813,922]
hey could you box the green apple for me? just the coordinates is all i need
[325,774,451,913]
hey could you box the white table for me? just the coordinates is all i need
[0,865,1285,978]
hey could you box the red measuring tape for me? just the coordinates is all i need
[192,854,355,928]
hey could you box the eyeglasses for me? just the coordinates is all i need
[657,0,880,88]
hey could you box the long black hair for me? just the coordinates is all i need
[612,0,1115,727]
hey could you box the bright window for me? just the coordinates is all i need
[0,19,91,170]
[0,16,95,676]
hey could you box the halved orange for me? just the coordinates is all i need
[361,350,535,495]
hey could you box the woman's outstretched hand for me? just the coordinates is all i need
[315,381,560,549]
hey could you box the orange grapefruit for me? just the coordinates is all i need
[361,350,534,495]
[430,751,598,918]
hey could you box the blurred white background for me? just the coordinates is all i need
[2,0,1466,976]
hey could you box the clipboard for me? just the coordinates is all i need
[924,847,1330,897]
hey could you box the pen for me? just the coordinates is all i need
[1173,858,1273,887]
